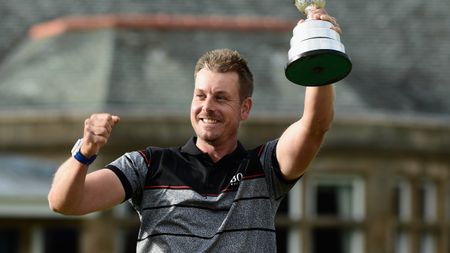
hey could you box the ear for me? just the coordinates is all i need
[240,97,253,120]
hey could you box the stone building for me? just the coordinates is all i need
[0,0,449,253]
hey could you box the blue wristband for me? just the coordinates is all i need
[73,150,97,165]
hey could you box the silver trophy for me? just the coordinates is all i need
[285,0,352,86]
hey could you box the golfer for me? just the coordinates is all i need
[49,8,339,252]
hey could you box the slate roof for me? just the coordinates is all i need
[0,0,449,118]
[0,0,298,57]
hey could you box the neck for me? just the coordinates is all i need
[196,138,238,162]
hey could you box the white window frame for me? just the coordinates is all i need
[307,175,365,221]
[419,232,436,253]
[395,179,412,222]
[394,231,410,253]
[420,179,437,223]
[287,180,302,253]
[306,174,365,253]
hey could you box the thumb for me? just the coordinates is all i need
[111,115,121,124]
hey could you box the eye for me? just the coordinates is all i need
[215,94,229,102]
[194,93,206,100]
[216,95,225,101]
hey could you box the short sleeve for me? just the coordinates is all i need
[259,139,300,200]
[105,149,151,206]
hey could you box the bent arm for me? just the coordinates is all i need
[48,158,126,215]
[48,113,124,215]
[276,85,334,180]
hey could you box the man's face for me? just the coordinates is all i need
[191,68,252,146]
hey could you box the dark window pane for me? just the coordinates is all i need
[0,228,19,253]
[44,227,79,253]
[276,227,288,253]
[316,186,338,216]
[313,228,344,253]
[122,226,139,253]
[276,196,289,253]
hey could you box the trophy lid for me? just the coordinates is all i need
[294,0,326,14]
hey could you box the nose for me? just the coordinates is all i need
[202,96,215,113]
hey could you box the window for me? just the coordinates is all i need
[114,202,140,253]
[312,228,364,253]
[308,175,365,253]
[287,181,302,253]
[44,227,79,253]
[393,178,441,253]
[276,180,302,253]
[419,180,437,223]
[419,232,436,253]
[0,228,19,253]
[309,176,365,220]
[394,179,412,222]
[393,179,412,253]
[117,227,139,253]
[315,184,352,218]
[394,230,410,253]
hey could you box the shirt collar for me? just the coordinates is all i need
[181,137,247,159]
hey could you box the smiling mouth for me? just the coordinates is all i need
[201,118,219,124]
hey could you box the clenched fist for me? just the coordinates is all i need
[80,113,120,157]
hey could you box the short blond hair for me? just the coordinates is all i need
[194,49,253,101]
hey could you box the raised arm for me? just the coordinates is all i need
[48,113,125,215]
[276,85,334,180]
[276,8,338,180]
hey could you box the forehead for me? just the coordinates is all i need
[194,68,240,94]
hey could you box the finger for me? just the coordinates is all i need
[90,114,118,129]
[88,125,112,137]
[85,118,112,136]
[85,135,108,146]
[313,13,341,34]
[81,134,108,156]
[310,13,321,20]
[84,123,112,143]
[84,132,105,147]
[320,14,337,25]
[308,8,327,19]
[111,115,120,125]
[83,113,118,144]
[331,26,342,35]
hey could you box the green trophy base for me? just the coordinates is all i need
[285,49,352,86]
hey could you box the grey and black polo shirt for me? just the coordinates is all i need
[107,137,298,253]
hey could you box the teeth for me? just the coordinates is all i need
[202,119,218,123]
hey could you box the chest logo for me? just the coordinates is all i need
[230,173,244,186]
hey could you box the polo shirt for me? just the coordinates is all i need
[107,137,298,252]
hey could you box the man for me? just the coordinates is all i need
[49,8,339,252]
